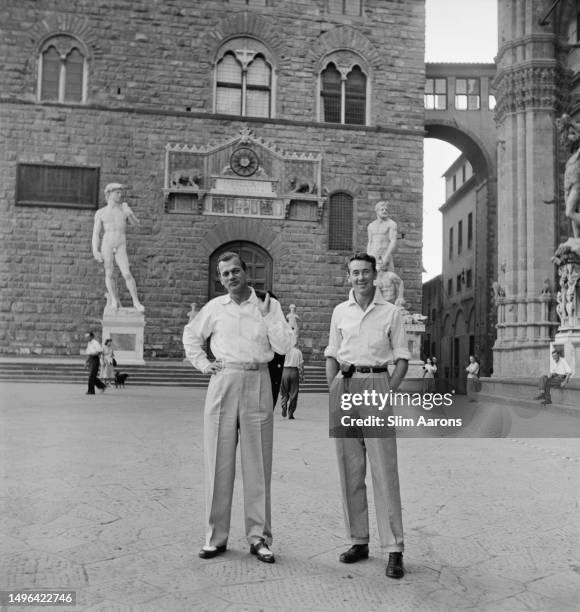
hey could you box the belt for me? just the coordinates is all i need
[354,366,389,373]
[222,362,266,371]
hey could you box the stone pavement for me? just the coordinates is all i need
[0,382,578,612]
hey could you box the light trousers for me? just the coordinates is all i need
[331,373,404,553]
[203,365,273,547]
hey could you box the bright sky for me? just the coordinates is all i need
[423,0,498,281]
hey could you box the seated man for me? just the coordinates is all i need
[534,349,572,405]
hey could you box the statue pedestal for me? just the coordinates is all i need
[398,315,426,393]
[553,252,580,376]
[102,307,145,365]
[553,330,580,377]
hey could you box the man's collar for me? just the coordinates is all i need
[347,288,388,305]
[219,286,256,305]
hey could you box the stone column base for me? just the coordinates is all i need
[102,307,145,365]
[553,329,580,377]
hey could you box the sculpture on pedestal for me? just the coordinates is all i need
[555,261,580,328]
[555,114,580,257]
[92,183,145,312]
[286,304,300,334]
[367,200,406,306]
[187,302,200,322]
[367,200,397,272]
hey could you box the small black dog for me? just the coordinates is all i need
[114,371,129,388]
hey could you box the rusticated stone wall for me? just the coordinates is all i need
[0,0,425,360]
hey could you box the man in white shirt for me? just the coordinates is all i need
[534,349,572,405]
[183,252,293,564]
[280,340,304,419]
[85,332,106,395]
[325,252,410,579]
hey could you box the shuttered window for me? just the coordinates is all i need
[39,37,86,103]
[321,64,342,123]
[321,63,367,125]
[345,65,366,125]
[215,46,273,118]
[16,164,99,209]
[64,48,84,101]
[40,46,60,100]
[328,192,353,250]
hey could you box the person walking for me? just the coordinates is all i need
[280,340,304,419]
[99,338,116,386]
[183,252,294,564]
[465,355,480,401]
[85,332,106,395]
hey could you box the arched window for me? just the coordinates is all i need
[321,63,342,123]
[319,59,368,125]
[38,35,87,103]
[345,65,366,124]
[214,38,274,118]
[328,192,353,250]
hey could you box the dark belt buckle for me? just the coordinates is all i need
[341,362,356,379]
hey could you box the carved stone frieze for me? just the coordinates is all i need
[493,64,570,122]
[555,256,580,329]
[163,129,324,221]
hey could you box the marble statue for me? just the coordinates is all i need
[491,280,505,307]
[376,269,406,307]
[187,302,199,322]
[540,277,552,296]
[554,114,580,257]
[92,183,145,312]
[367,200,397,272]
[286,304,300,334]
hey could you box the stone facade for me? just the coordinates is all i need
[492,0,577,376]
[0,0,425,360]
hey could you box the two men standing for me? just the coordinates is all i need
[183,251,409,578]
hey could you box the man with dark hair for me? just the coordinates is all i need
[85,332,106,395]
[183,251,293,564]
[325,252,410,579]
[534,348,572,405]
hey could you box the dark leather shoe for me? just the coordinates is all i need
[250,539,275,563]
[386,552,404,578]
[542,399,552,405]
[198,544,226,559]
[339,544,369,564]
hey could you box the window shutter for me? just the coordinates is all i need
[328,192,353,250]
[216,53,242,114]
[246,56,271,117]
[345,65,366,125]
[321,64,342,123]
[64,48,84,102]
[41,46,60,100]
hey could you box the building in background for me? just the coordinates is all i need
[0,0,426,360]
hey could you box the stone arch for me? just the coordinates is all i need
[28,15,101,59]
[425,120,495,181]
[199,218,288,262]
[454,308,467,336]
[324,176,364,197]
[203,11,290,71]
[307,26,381,71]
